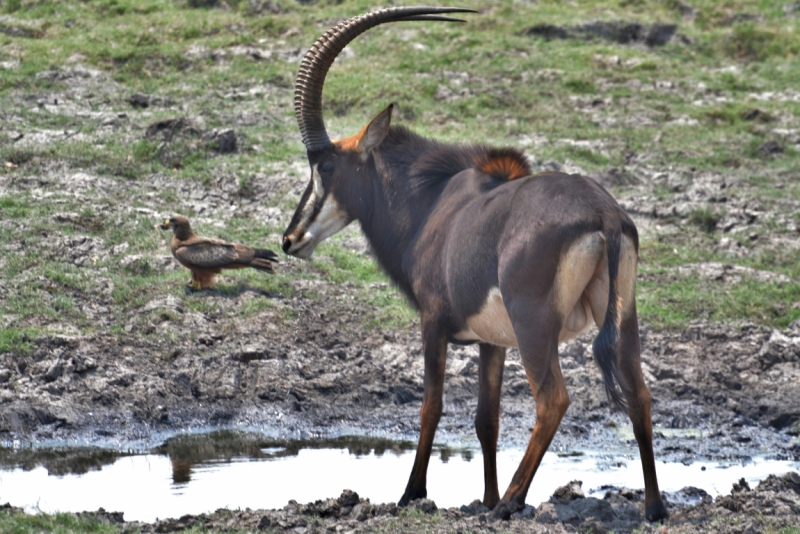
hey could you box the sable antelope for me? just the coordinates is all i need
[161,215,278,289]
[281,7,668,522]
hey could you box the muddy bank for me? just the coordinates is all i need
[142,472,800,533]
[3,274,798,532]
[2,297,798,462]
[3,471,798,533]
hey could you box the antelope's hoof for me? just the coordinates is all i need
[645,501,669,522]
[489,500,522,522]
[398,488,427,507]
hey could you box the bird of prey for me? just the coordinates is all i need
[160,215,278,290]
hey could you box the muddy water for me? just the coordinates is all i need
[1,432,798,523]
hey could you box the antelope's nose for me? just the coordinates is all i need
[282,235,293,254]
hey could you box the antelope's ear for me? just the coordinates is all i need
[357,104,393,155]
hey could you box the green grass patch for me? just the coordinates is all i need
[0,327,40,356]
[638,234,800,330]
[564,78,597,94]
[722,23,800,63]
[688,208,721,233]
[0,0,799,336]
[0,507,125,533]
[0,196,30,219]
[639,275,800,330]
[313,244,387,287]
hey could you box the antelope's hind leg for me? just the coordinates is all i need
[475,343,506,507]
[399,319,448,506]
[618,307,668,521]
[599,237,667,522]
[492,307,569,520]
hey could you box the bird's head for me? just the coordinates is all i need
[160,215,192,238]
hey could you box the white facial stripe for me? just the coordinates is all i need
[306,194,349,242]
[287,164,350,258]
[296,165,323,230]
[312,164,324,197]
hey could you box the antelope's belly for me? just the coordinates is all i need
[454,288,518,347]
[452,288,595,347]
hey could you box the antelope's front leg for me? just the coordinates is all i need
[398,320,447,506]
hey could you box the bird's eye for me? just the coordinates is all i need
[320,161,335,174]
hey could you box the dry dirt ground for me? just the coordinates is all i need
[1,42,799,534]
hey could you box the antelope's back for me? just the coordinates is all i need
[440,170,635,321]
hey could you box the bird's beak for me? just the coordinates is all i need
[160,219,171,230]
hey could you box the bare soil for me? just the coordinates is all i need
[1,54,799,533]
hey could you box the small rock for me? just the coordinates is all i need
[337,489,360,508]
[205,129,237,154]
[127,93,151,109]
[459,499,490,515]
[44,361,64,382]
[352,503,373,521]
[410,498,438,514]
[757,140,784,157]
[553,480,586,503]
[732,477,751,493]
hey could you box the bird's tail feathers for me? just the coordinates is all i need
[250,249,278,273]
[254,248,279,262]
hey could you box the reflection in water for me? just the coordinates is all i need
[155,431,420,485]
[0,445,123,476]
[0,431,423,487]
[170,458,192,485]
[1,431,798,524]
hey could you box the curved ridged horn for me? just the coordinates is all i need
[294,6,476,152]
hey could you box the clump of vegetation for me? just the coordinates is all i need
[723,23,798,63]
[689,208,720,233]
[564,78,597,94]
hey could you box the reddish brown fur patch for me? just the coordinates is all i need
[475,148,531,181]
[334,123,370,153]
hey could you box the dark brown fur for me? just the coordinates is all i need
[283,120,666,521]
[282,8,666,520]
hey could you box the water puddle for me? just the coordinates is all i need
[1,431,798,523]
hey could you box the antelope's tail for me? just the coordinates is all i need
[591,220,629,411]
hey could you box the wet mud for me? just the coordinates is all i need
[3,471,799,533]
[2,308,798,463]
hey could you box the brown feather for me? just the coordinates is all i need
[162,215,278,289]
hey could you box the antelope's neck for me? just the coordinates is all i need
[353,168,444,308]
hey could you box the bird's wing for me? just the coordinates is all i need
[174,241,239,268]
[232,243,255,262]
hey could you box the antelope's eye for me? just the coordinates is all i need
[320,161,335,174]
